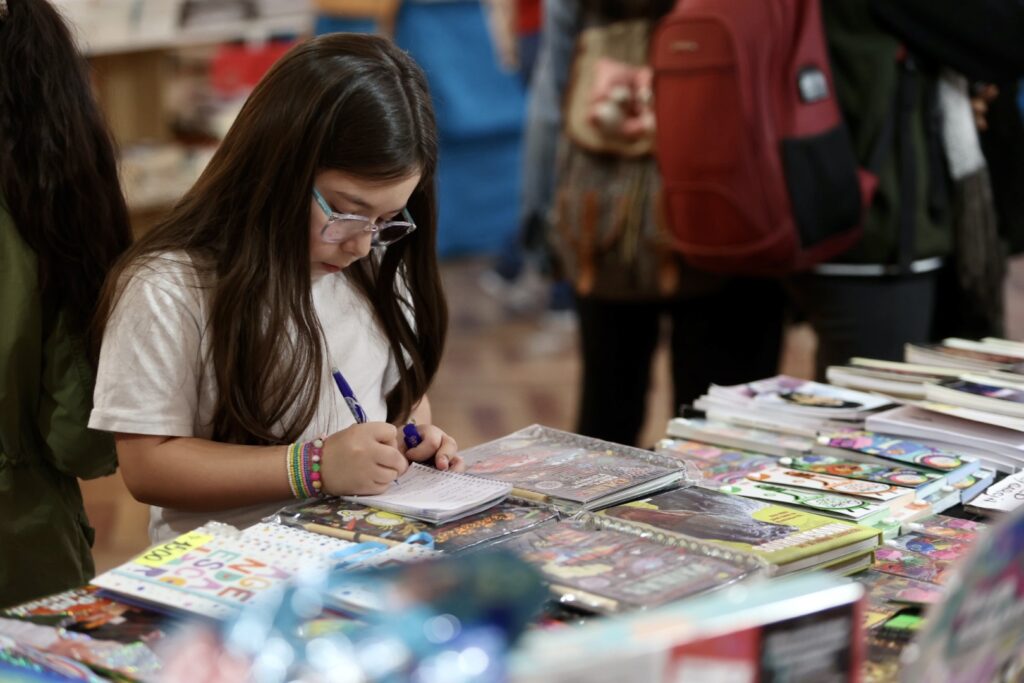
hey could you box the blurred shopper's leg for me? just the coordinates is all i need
[575,297,660,446]
[669,278,786,410]
[790,273,938,381]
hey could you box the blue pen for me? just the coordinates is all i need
[331,366,367,424]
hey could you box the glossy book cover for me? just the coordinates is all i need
[872,546,952,585]
[816,431,977,473]
[655,439,777,487]
[461,425,683,506]
[747,467,914,502]
[885,532,972,563]
[281,498,558,553]
[601,486,878,570]
[909,515,986,544]
[779,454,943,491]
[497,521,753,612]
[718,479,888,521]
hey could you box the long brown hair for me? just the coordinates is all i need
[0,0,132,356]
[94,34,447,445]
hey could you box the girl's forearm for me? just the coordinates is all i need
[115,434,293,511]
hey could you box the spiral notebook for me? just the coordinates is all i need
[341,463,512,524]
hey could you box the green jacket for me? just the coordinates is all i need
[0,204,117,608]
[823,0,953,265]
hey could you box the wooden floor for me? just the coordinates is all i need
[81,255,1021,572]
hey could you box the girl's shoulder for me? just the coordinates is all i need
[116,250,210,314]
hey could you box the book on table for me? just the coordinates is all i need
[775,453,948,499]
[599,486,880,575]
[493,513,767,614]
[746,466,918,508]
[339,462,512,523]
[665,416,815,458]
[655,438,779,488]
[705,375,894,421]
[274,497,558,553]
[924,377,1024,419]
[813,430,981,483]
[460,424,686,512]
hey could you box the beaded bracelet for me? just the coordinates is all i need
[286,437,326,499]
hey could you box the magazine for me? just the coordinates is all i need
[706,375,892,420]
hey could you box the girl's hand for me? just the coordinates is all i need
[400,423,464,472]
[321,422,408,495]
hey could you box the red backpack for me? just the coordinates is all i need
[651,0,877,275]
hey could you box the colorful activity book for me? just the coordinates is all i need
[461,425,686,511]
[664,416,814,458]
[907,514,986,544]
[866,404,1024,475]
[706,375,893,421]
[275,497,558,553]
[90,522,435,619]
[925,378,1024,419]
[495,516,763,614]
[951,468,997,503]
[964,470,1024,516]
[746,467,917,506]
[776,454,947,498]
[600,486,880,574]
[718,478,892,525]
[872,545,953,585]
[340,463,511,523]
[1,586,166,647]
[814,430,980,483]
[654,438,778,488]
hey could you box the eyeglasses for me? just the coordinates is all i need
[313,187,417,247]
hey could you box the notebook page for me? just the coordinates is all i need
[348,464,511,513]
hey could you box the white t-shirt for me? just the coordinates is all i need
[89,253,401,543]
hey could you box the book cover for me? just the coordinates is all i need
[664,417,814,458]
[872,546,952,584]
[907,515,986,544]
[952,469,997,503]
[601,486,879,573]
[885,532,972,563]
[1,586,166,647]
[927,379,1024,418]
[654,439,777,487]
[708,375,892,419]
[747,467,916,503]
[717,479,889,522]
[496,520,756,613]
[778,454,945,495]
[815,431,979,479]
[278,498,558,553]
[90,523,363,619]
[461,425,684,509]
[856,570,944,629]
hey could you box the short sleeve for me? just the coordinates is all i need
[89,264,205,437]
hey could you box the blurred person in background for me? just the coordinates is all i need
[790,0,1024,377]
[549,0,785,446]
[0,0,132,606]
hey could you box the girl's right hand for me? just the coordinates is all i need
[320,423,408,496]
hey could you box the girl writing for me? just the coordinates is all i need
[90,34,461,543]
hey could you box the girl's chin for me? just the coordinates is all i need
[318,262,342,274]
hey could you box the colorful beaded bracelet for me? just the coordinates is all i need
[286,436,326,499]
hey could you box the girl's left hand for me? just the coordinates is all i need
[400,423,464,472]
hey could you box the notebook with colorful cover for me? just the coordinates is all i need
[717,478,891,524]
[777,454,946,498]
[495,515,764,614]
[600,486,880,574]
[89,522,435,619]
[814,431,980,483]
[461,425,686,511]
[340,462,512,523]
[872,545,952,584]
[275,497,558,553]
[747,466,917,505]
[654,438,778,487]
[664,417,814,458]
